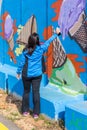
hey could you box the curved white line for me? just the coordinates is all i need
[0,0,2,16]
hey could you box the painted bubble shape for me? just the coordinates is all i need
[4,14,13,40]
[58,0,86,39]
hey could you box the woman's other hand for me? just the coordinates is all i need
[16,74,21,80]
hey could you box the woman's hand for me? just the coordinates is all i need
[16,74,21,80]
[56,27,61,35]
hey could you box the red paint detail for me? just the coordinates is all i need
[83,56,87,62]
[0,12,17,39]
[0,12,17,63]
[1,12,9,38]
[2,12,9,20]
[67,54,85,75]
[13,20,17,34]
[8,48,16,64]
[43,26,53,77]
[43,26,53,40]
[51,0,63,21]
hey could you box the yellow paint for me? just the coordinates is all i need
[17,25,23,35]
[0,123,9,130]
[15,44,25,56]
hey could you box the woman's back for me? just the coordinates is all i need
[22,45,44,77]
[17,33,58,78]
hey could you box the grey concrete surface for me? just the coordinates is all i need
[0,114,21,130]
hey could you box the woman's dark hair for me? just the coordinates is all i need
[25,32,40,55]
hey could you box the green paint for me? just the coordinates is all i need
[68,112,87,130]
[49,58,87,95]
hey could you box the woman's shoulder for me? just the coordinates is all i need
[22,48,28,55]
[36,45,41,49]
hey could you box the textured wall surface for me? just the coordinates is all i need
[0,0,87,119]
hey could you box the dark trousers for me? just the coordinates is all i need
[22,75,42,115]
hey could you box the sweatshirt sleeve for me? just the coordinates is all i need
[41,33,58,53]
[16,52,26,74]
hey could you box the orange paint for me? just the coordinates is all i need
[8,48,16,64]
[0,12,17,63]
[2,12,8,20]
[43,26,53,40]
[1,12,9,38]
[0,12,17,39]
[51,0,63,21]
[67,54,85,75]
[13,20,17,34]
[43,26,53,77]
[83,56,87,62]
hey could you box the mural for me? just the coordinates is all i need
[49,0,87,94]
[0,0,87,96]
[0,12,17,63]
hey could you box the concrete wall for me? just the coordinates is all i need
[0,0,87,119]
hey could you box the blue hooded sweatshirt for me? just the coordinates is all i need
[16,33,58,77]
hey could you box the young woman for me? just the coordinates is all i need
[16,29,59,119]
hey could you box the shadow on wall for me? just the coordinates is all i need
[7,76,24,98]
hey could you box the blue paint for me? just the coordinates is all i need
[0,72,6,90]
[0,0,87,120]
[0,62,85,119]
[0,0,87,84]
[65,101,87,130]
[40,84,84,119]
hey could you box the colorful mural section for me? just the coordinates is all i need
[0,0,87,95]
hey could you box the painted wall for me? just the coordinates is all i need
[0,0,87,95]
